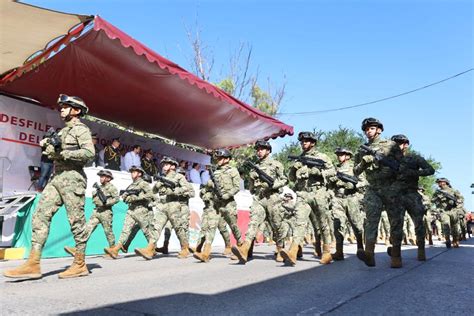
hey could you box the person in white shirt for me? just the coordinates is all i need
[189,163,201,184]
[200,165,210,185]
[123,145,142,171]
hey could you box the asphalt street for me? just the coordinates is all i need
[1,238,473,315]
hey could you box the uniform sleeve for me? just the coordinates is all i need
[229,168,241,197]
[135,181,153,202]
[105,184,119,206]
[272,161,288,190]
[416,156,435,177]
[454,190,464,205]
[176,175,195,198]
[62,125,95,163]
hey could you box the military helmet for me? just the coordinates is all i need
[436,177,450,185]
[214,148,232,158]
[254,140,272,151]
[142,173,152,183]
[334,147,353,156]
[57,94,89,116]
[391,134,410,144]
[361,117,384,131]
[129,165,145,175]
[297,131,318,142]
[97,169,113,180]
[160,156,178,166]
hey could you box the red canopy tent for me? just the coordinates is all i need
[1,15,293,149]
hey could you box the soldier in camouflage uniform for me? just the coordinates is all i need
[354,118,403,268]
[402,213,416,246]
[4,94,94,280]
[389,134,434,260]
[104,166,157,259]
[329,148,365,261]
[419,187,434,245]
[431,178,464,248]
[193,149,243,261]
[232,140,288,264]
[288,131,336,265]
[64,170,119,257]
[139,156,195,259]
[378,210,391,246]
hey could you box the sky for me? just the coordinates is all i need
[23,0,473,208]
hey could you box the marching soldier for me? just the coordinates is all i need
[139,157,194,259]
[104,166,157,259]
[354,118,403,268]
[4,94,94,279]
[288,131,336,265]
[64,170,119,257]
[329,147,365,261]
[389,134,434,260]
[193,149,243,261]
[431,178,464,248]
[103,137,121,171]
[419,187,434,245]
[232,140,288,264]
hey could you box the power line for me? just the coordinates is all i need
[276,68,473,116]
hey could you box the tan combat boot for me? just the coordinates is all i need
[280,243,299,266]
[357,241,376,267]
[177,243,190,259]
[193,243,212,262]
[452,237,460,248]
[320,244,333,264]
[297,245,303,259]
[64,246,76,256]
[275,246,284,262]
[104,243,123,259]
[58,252,89,279]
[390,245,402,268]
[134,242,156,260]
[3,249,42,279]
[409,238,416,246]
[222,243,232,256]
[444,235,451,248]
[331,242,344,261]
[231,240,251,263]
[314,240,322,258]
[347,235,355,244]
[155,240,169,254]
[417,240,426,261]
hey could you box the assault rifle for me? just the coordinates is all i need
[119,189,142,196]
[44,127,62,152]
[93,182,108,205]
[436,189,458,205]
[243,160,274,187]
[208,167,223,199]
[288,155,326,169]
[336,172,359,185]
[359,144,400,171]
[153,175,177,189]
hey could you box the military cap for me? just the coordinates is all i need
[57,94,88,116]
[334,147,353,156]
[214,148,232,158]
[391,134,410,144]
[436,177,450,185]
[361,117,384,131]
[161,156,178,166]
[254,140,272,151]
[97,169,113,179]
[297,131,318,142]
[91,133,98,139]
[129,165,145,174]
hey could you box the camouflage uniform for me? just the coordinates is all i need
[354,135,402,267]
[86,181,119,246]
[246,157,287,248]
[402,213,416,245]
[378,210,390,244]
[153,170,195,252]
[31,119,95,254]
[420,192,434,244]
[392,152,434,253]
[431,187,464,247]
[289,147,336,263]
[117,178,156,245]
[331,160,365,259]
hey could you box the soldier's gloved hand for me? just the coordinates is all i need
[60,150,72,160]
[335,180,345,187]
[260,181,270,189]
[39,138,49,147]
[344,182,355,190]
[206,180,214,188]
[362,155,374,164]
[221,193,231,200]
[124,195,137,203]
[328,176,339,183]
[296,166,309,179]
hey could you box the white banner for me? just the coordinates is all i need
[0,95,210,194]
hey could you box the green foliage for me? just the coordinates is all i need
[317,126,366,163]
[272,140,301,174]
[251,85,278,116]
[216,78,235,96]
